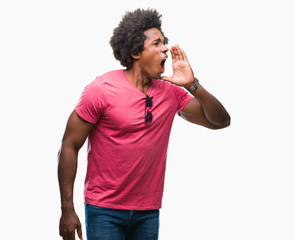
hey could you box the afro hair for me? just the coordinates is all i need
[109,8,168,69]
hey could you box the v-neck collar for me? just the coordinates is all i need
[121,70,153,97]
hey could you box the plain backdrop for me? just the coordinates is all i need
[1,0,293,239]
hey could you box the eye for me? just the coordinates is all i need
[153,42,159,46]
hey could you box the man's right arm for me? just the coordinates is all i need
[58,110,93,240]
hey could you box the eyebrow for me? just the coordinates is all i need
[152,38,166,44]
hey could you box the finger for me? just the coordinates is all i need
[69,230,75,240]
[170,45,177,62]
[180,47,188,62]
[77,224,83,240]
[170,45,178,61]
[173,45,181,61]
[59,226,67,240]
[60,232,69,240]
[174,44,183,61]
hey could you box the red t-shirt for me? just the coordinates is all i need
[75,69,193,210]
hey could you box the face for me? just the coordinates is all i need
[136,28,169,79]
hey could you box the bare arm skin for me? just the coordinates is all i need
[180,85,230,129]
[58,111,93,240]
[161,45,230,129]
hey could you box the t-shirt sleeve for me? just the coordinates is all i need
[171,84,194,114]
[75,78,105,124]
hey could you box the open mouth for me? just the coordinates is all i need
[160,57,167,72]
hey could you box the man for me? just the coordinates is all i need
[58,8,230,240]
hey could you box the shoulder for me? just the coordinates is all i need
[84,69,123,93]
[100,69,124,81]
[152,79,187,95]
[152,79,173,91]
[152,79,193,110]
[90,70,122,86]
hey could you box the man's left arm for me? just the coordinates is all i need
[161,44,230,129]
[180,84,231,129]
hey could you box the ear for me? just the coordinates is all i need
[131,53,140,60]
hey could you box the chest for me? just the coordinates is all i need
[99,89,177,132]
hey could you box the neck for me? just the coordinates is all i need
[124,67,152,95]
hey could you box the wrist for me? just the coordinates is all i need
[61,200,74,211]
[187,77,199,92]
[61,206,76,216]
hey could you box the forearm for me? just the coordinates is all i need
[57,145,79,210]
[188,84,231,128]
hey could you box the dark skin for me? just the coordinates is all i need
[58,111,92,240]
[58,27,230,240]
[162,42,230,129]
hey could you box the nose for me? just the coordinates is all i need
[162,44,169,53]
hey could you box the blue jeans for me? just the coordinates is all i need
[85,203,160,240]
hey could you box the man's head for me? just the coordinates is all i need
[110,8,169,69]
